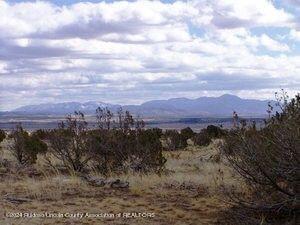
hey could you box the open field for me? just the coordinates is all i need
[0,139,238,225]
[0,113,266,132]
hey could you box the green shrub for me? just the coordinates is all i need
[48,112,93,172]
[49,109,166,174]
[163,129,186,150]
[9,124,47,165]
[89,110,165,173]
[222,94,299,224]
[135,129,166,172]
[88,129,134,173]
[192,129,211,146]
[150,127,163,138]
[206,125,225,138]
[0,129,6,143]
[31,129,50,140]
[180,127,195,142]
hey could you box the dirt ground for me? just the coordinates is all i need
[0,140,236,225]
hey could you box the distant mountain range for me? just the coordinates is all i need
[2,94,276,118]
[12,101,120,115]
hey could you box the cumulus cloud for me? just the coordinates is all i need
[289,29,300,41]
[192,0,295,28]
[0,0,196,39]
[0,0,299,110]
[259,34,290,52]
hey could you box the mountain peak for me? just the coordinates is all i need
[219,94,241,99]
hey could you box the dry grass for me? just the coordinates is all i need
[0,139,239,225]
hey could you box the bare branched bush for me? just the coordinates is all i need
[96,107,113,130]
[222,93,300,224]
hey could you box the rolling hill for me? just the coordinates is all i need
[5,94,275,118]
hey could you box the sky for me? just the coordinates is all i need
[0,0,300,110]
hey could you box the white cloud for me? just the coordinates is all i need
[0,0,197,39]
[192,0,294,28]
[289,29,300,41]
[0,61,8,74]
[259,34,290,52]
[0,0,299,110]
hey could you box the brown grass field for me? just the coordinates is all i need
[0,139,240,225]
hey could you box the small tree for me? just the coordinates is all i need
[134,129,166,172]
[49,112,93,172]
[192,129,211,147]
[31,129,50,140]
[164,129,186,151]
[116,108,135,132]
[96,107,113,130]
[233,111,239,128]
[91,108,165,173]
[206,125,225,138]
[180,127,195,142]
[0,129,6,144]
[9,125,47,165]
[88,129,134,173]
